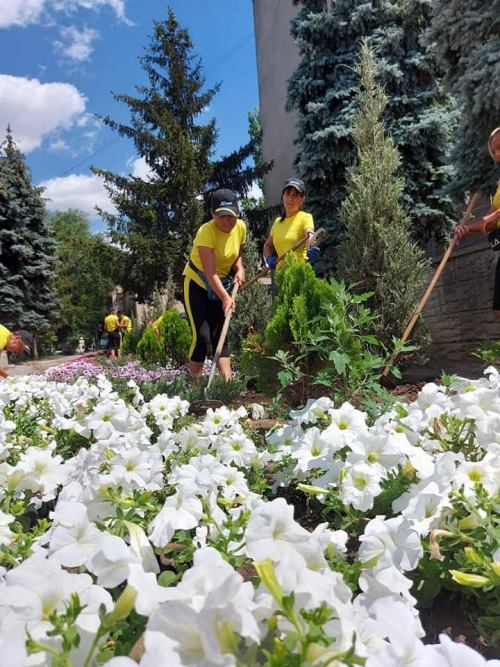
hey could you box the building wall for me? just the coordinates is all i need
[252,0,300,206]
[410,236,497,379]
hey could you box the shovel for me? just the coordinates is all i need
[189,282,240,414]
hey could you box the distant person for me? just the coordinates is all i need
[117,310,132,334]
[0,325,30,378]
[182,188,246,382]
[117,310,132,358]
[263,177,317,269]
[454,127,500,317]
[103,309,120,360]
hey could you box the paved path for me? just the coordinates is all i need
[5,353,95,377]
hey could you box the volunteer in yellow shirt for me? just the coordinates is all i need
[454,127,500,313]
[263,177,315,268]
[117,311,132,333]
[0,325,27,378]
[182,188,246,382]
[103,310,120,359]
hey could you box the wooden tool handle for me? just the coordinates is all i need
[382,192,480,377]
[206,282,240,390]
[240,227,326,292]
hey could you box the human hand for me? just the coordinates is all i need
[307,246,321,261]
[222,295,236,316]
[453,223,469,242]
[234,269,245,286]
[265,256,277,269]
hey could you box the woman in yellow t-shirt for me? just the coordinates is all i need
[182,189,246,382]
[263,177,315,269]
[0,325,28,378]
[454,127,500,312]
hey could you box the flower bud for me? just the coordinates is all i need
[450,570,490,588]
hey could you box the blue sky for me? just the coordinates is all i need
[0,0,260,229]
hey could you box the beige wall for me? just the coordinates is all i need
[252,0,300,206]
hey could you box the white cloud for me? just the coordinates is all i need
[39,173,117,216]
[0,0,130,29]
[128,156,153,181]
[247,181,264,200]
[50,0,130,23]
[53,25,100,62]
[48,138,71,152]
[0,74,87,152]
[0,0,45,28]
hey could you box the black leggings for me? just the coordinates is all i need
[183,276,229,362]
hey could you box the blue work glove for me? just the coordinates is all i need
[307,246,321,262]
[266,256,277,269]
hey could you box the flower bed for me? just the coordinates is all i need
[0,369,499,665]
[45,357,183,384]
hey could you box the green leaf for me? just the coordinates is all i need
[158,570,177,587]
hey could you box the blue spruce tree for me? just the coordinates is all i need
[425,0,500,193]
[287,0,456,272]
[0,129,58,334]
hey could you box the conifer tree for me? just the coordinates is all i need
[338,41,428,347]
[92,9,218,301]
[288,0,456,272]
[0,128,58,333]
[425,0,500,193]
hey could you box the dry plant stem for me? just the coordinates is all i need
[382,192,481,377]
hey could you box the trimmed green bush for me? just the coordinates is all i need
[159,309,191,365]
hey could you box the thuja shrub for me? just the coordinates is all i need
[241,255,336,393]
[136,326,162,364]
[159,309,191,365]
[266,253,336,355]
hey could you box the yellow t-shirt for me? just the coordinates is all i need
[270,211,314,263]
[493,182,500,211]
[183,218,247,290]
[0,324,11,351]
[152,314,164,331]
[104,314,119,332]
[118,315,132,332]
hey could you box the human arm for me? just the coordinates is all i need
[198,246,236,315]
[263,233,277,268]
[454,206,500,241]
[0,368,8,379]
[232,251,246,286]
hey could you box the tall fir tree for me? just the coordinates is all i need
[337,40,428,346]
[288,0,456,273]
[425,0,500,194]
[93,9,218,301]
[0,128,58,333]
[93,9,269,301]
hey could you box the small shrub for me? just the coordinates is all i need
[159,309,191,365]
[136,326,162,364]
[472,340,500,365]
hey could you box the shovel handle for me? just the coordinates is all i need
[382,192,480,377]
[206,282,240,390]
[240,227,326,292]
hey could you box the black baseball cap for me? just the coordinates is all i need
[282,177,306,195]
[211,189,239,217]
[14,329,33,354]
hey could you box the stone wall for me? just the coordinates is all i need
[412,235,497,378]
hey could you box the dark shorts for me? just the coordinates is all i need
[183,277,229,363]
[494,257,500,311]
[106,330,120,350]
